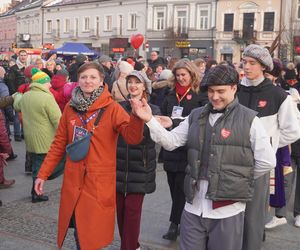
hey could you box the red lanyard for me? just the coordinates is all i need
[176,87,191,105]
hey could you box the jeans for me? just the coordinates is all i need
[13,110,21,137]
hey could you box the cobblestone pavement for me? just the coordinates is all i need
[0,189,157,250]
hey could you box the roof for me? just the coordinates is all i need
[0,0,31,17]
[44,0,110,7]
[17,0,42,11]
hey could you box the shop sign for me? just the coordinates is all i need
[176,41,191,48]
[112,48,125,52]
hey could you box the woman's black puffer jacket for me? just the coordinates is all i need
[116,101,161,194]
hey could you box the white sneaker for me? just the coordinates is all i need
[295,215,300,227]
[265,216,287,229]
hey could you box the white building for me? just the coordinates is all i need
[15,0,44,48]
[146,0,217,59]
[43,0,147,57]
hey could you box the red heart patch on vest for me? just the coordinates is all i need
[186,94,192,100]
[258,100,267,108]
[221,128,231,139]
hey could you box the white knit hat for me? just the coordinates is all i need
[118,61,134,75]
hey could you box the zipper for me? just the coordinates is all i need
[143,145,147,168]
[248,88,253,110]
[124,145,129,196]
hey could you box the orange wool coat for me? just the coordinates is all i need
[37,85,144,250]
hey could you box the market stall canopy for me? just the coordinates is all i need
[51,42,96,55]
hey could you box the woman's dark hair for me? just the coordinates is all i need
[77,62,105,79]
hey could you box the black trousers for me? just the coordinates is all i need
[166,171,186,225]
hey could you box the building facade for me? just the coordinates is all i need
[43,0,147,58]
[0,11,17,52]
[16,0,44,48]
[287,0,300,62]
[215,0,285,64]
[146,0,217,60]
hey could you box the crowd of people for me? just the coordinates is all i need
[0,45,299,250]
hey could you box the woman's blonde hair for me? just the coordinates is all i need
[170,59,200,93]
[287,62,295,70]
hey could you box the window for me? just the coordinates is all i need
[64,19,70,33]
[199,9,208,30]
[263,12,274,31]
[74,18,79,36]
[105,15,112,31]
[56,19,60,37]
[83,17,90,31]
[46,20,52,33]
[96,16,100,36]
[224,14,234,32]
[176,7,188,34]
[118,15,123,35]
[298,0,300,19]
[129,13,137,30]
[154,7,166,31]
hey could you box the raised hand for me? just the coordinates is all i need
[130,98,153,122]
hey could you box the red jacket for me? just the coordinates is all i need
[50,75,68,112]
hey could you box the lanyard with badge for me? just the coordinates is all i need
[72,111,99,142]
[171,87,191,118]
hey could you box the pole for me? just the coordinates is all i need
[145,0,148,58]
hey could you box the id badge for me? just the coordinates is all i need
[171,106,184,118]
[72,126,88,142]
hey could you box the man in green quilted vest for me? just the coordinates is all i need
[132,65,276,250]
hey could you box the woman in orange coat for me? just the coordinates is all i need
[34,62,144,250]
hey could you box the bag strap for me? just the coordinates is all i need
[116,80,129,101]
[90,106,107,133]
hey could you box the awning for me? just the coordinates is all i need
[50,42,96,56]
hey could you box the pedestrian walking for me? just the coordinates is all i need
[34,62,144,250]
[238,44,300,250]
[14,68,62,203]
[131,64,276,250]
[116,70,160,250]
[160,59,207,241]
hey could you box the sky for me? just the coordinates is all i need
[0,0,11,6]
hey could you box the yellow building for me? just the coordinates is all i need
[215,0,284,64]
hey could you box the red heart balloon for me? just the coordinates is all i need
[130,33,144,49]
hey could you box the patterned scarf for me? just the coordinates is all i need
[70,86,104,112]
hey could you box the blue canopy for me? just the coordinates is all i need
[51,42,96,56]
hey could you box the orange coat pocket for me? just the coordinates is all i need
[94,174,115,208]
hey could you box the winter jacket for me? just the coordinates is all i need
[162,88,208,172]
[13,82,61,153]
[111,78,129,102]
[185,98,256,203]
[4,64,25,94]
[116,101,160,194]
[151,79,171,108]
[148,57,167,70]
[238,78,300,151]
[37,84,144,250]
[0,78,14,122]
[50,74,68,112]
[68,62,84,82]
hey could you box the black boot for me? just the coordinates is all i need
[31,181,48,203]
[162,222,178,241]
